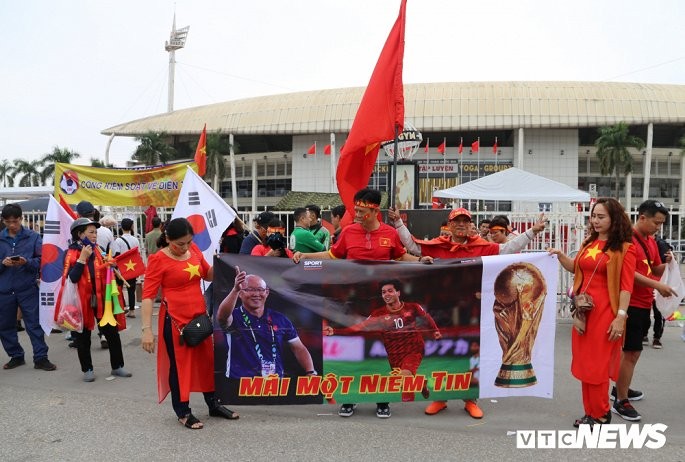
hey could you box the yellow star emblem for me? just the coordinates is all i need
[584,242,602,260]
[642,259,652,275]
[124,259,137,272]
[183,262,201,280]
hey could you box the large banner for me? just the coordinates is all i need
[54,162,196,206]
[212,252,557,405]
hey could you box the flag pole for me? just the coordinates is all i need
[459,137,463,186]
[477,136,481,179]
[495,136,498,169]
[426,137,430,185]
[390,124,399,210]
[442,137,446,183]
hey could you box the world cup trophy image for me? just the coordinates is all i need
[492,262,547,387]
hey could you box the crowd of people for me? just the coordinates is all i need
[1,191,682,431]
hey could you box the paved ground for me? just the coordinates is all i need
[1,314,684,462]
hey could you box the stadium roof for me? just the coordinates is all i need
[102,81,685,137]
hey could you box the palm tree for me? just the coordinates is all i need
[132,132,176,166]
[205,133,231,192]
[13,159,43,187]
[594,122,645,199]
[40,146,81,185]
[0,159,13,187]
[90,158,111,168]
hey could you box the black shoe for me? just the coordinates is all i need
[34,358,57,371]
[3,357,26,369]
[16,321,25,332]
[68,341,77,349]
[338,404,357,417]
[610,386,644,401]
[209,405,239,420]
[51,328,63,334]
[612,399,642,421]
[376,404,391,419]
[100,337,109,349]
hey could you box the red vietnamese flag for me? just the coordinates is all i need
[194,124,207,176]
[324,144,332,155]
[424,138,429,154]
[458,138,463,154]
[307,143,316,155]
[471,140,480,153]
[114,247,146,280]
[493,137,498,154]
[437,140,446,155]
[58,194,78,219]
[336,0,406,225]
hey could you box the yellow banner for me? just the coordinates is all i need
[54,162,198,207]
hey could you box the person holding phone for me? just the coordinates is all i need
[56,217,131,382]
[0,203,56,371]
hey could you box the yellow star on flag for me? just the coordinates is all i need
[124,259,137,272]
[183,262,201,280]
[643,259,652,275]
[584,242,602,260]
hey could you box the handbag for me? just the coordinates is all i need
[175,313,213,347]
[571,252,602,335]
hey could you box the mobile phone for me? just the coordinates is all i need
[10,256,21,261]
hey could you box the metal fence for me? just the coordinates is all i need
[17,205,685,320]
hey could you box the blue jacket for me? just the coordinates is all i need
[0,226,42,293]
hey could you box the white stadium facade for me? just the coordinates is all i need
[103,81,685,213]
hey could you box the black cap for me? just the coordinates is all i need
[254,211,275,227]
[76,201,95,217]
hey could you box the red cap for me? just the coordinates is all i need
[448,207,472,221]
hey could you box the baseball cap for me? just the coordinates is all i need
[254,211,275,227]
[448,208,472,221]
[76,200,95,217]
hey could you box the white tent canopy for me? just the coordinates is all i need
[433,167,591,202]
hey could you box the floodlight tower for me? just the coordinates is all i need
[164,14,189,113]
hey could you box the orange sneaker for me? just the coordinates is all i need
[464,399,483,419]
[425,401,447,415]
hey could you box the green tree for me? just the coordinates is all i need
[0,159,13,187]
[13,159,43,187]
[594,122,645,199]
[40,146,81,185]
[132,132,176,166]
[90,158,112,168]
[204,133,232,192]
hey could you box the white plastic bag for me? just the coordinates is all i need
[654,258,685,318]
[55,280,84,332]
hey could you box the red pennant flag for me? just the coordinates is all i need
[324,144,332,155]
[58,194,78,219]
[471,140,480,153]
[437,140,446,155]
[458,138,463,155]
[194,124,207,176]
[424,138,429,153]
[493,137,498,154]
[336,0,406,226]
[307,143,316,155]
[114,247,146,280]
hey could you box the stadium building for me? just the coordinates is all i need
[103,81,685,213]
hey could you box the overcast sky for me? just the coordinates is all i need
[2,0,684,169]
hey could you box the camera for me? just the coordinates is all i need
[266,232,288,253]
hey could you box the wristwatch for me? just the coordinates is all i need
[617,309,627,317]
[306,370,318,376]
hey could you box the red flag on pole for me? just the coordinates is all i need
[307,143,316,155]
[324,144,332,155]
[471,140,480,153]
[114,247,146,280]
[336,0,406,225]
[194,124,207,176]
[458,138,463,155]
[493,137,498,154]
[58,194,78,219]
[437,140,446,155]
[424,138,429,153]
